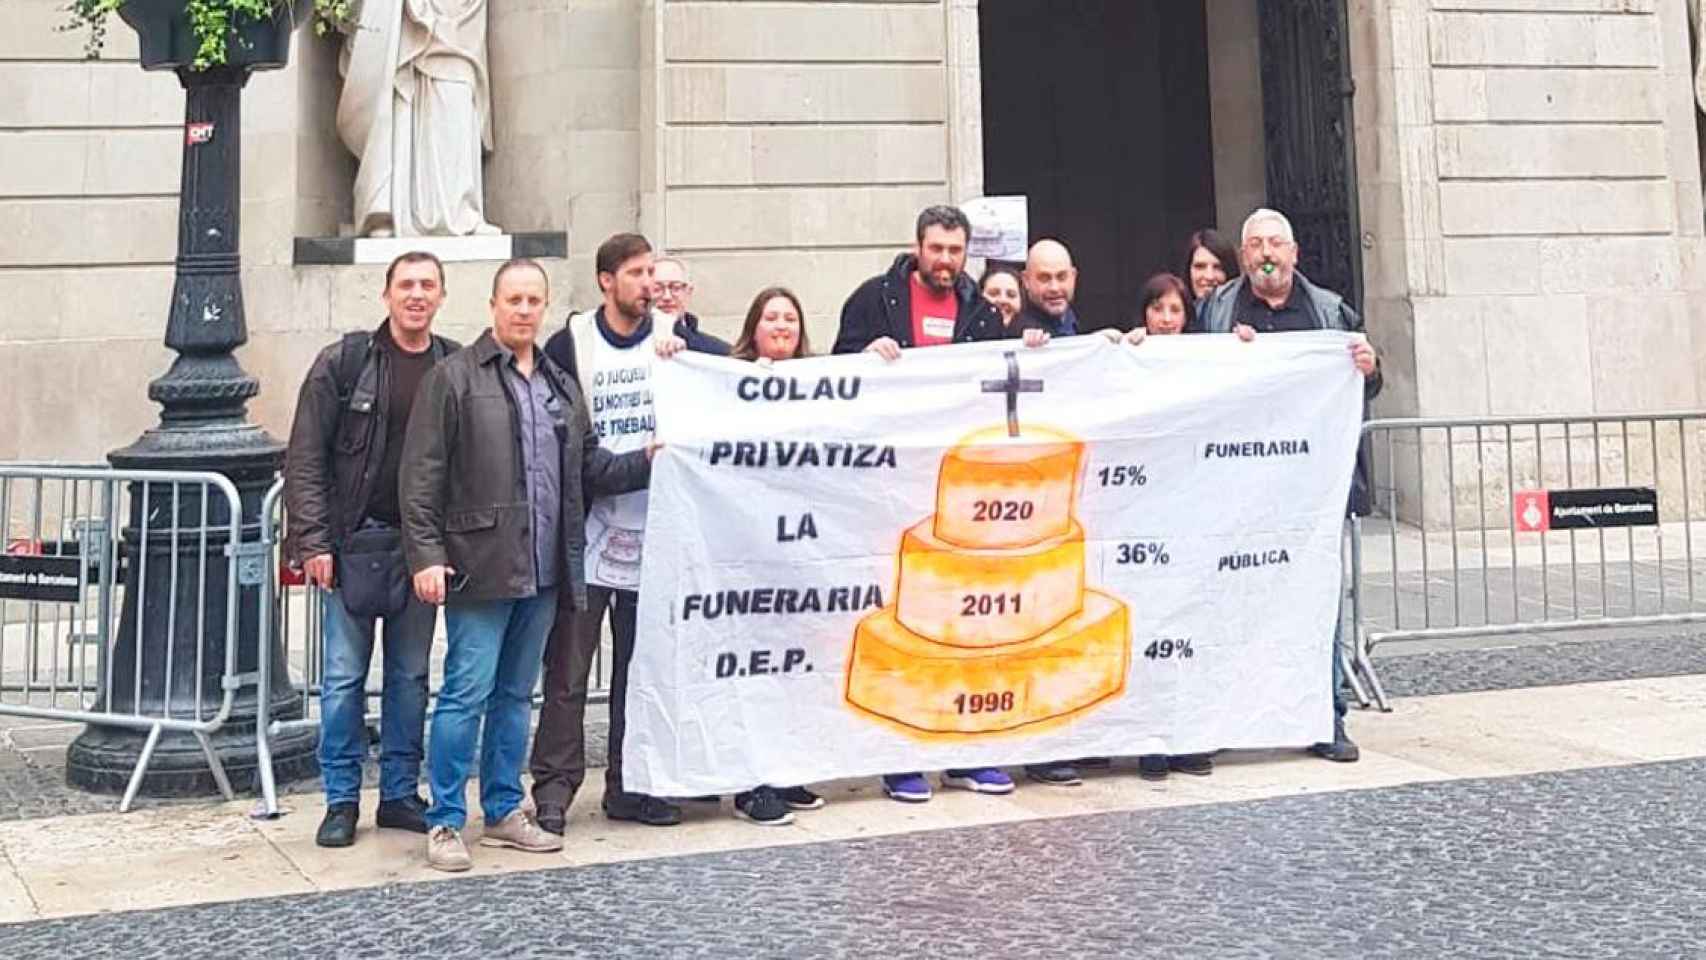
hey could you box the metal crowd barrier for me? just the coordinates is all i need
[1350,412,1706,711]
[254,478,614,815]
[0,465,247,810]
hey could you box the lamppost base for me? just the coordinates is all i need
[66,720,319,799]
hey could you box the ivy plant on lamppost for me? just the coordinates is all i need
[59,0,343,798]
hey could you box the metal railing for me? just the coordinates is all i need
[1350,412,1706,710]
[0,465,247,810]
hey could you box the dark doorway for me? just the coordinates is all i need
[980,0,1216,331]
[1259,0,1362,311]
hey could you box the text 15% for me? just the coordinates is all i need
[1097,464,1147,487]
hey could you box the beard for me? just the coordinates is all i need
[617,293,651,322]
[918,265,958,292]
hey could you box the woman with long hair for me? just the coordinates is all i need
[1182,228,1240,309]
[730,286,812,363]
[658,286,824,824]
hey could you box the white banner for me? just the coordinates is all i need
[624,333,1363,796]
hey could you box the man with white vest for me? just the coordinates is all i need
[528,233,725,834]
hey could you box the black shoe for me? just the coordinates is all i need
[315,803,359,848]
[535,802,567,836]
[733,786,795,826]
[777,785,825,810]
[1310,716,1361,763]
[1168,754,1214,776]
[1137,755,1170,781]
[603,791,682,826]
[1024,762,1082,786]
[374,794,429,834]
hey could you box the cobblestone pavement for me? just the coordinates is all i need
[1376,629,1706,698]
[4,627,1701,822]
[3,757,1703,958]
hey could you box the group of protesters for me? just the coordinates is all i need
[283,201,1381,872]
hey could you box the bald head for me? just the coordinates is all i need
[1023,239,1078,318]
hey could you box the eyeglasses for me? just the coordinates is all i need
[657,282,691,295]
[1243,237,1294,253]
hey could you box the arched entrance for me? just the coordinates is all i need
[975,0,1362,326]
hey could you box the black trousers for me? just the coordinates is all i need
[529,585,639,807]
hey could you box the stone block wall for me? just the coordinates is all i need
[1354,0,1706,528]
[641,0,960,348]
[0,0,317,464]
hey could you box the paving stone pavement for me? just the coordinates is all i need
[0,714,612,822]
[4,628,1703,823]
[1375,630,1706,699]
[2,757,1703,958]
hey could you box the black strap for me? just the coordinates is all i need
[333,331,370,403]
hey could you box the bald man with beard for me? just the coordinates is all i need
[1016,239,1082,336]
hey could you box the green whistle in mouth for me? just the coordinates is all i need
[1260,263,1277,276]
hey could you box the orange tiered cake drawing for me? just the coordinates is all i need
[845,352,1131,736]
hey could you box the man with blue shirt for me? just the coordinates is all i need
[401,258,652,871]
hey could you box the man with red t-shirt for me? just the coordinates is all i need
[832,205,1005,358]
[831,206,1043,804]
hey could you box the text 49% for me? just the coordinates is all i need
[1097,464,1147,487]
[1115,541,1170,566]
[1143,638,1193,660]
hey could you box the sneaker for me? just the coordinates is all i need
[603,791,683,826]
[777,786,825,810]
[1024,762,1082,787]
[375,794,429,834]
[1169,754,1214,776]
[426,825,472,872]
[315,803,358,848]
[881,772,933,803]
[733,786,795,826]
[941,767,1016,795]
[1138,754,1170,781]
[480,809,564,853]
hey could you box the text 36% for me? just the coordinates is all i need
[1115,542,1169,566]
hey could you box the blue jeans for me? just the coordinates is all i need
[426,590,557,831]
[318,588,436,806]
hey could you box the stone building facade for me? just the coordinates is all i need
[2,0,1703,503]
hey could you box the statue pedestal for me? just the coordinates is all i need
[293,232,567,265]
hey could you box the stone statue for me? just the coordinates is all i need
[336,0,499,237]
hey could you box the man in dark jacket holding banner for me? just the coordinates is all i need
[832,205,1006,358]
[1200,207,1380,763]
[830,205,1022,804]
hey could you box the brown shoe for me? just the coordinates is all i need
[479,809,564,853]
[426,826,472,873]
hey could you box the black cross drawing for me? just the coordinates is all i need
[980,350,1043,438]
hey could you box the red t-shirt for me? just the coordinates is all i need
[909,274,957,347]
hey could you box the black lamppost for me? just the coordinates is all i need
[66,0,319,796]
